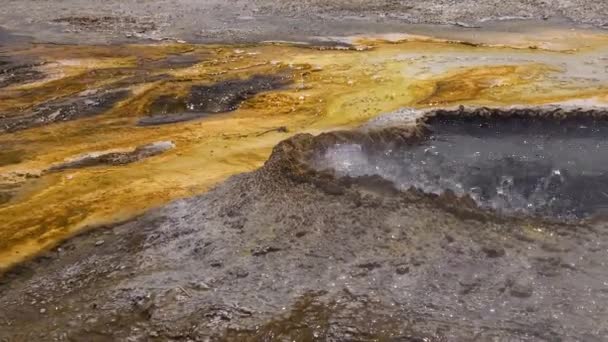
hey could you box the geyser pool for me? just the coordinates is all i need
[313,112,608,220]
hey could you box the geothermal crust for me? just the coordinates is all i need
[1,107,608,341]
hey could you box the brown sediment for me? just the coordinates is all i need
[0,185,17,206]
[0,149,23,167]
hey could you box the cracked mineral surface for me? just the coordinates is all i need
[2,2,608,340]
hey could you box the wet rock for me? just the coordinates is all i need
[0,190,13,206]
[131,293,155,320]
[209,261,223,268]
[137,112,207,126]
[47,141,174,172]
[0,60,44,88]
[481,244,505,258]
[525,304,538,312]
[459,275,482,295]
[560,261,576,270]
[0,89,130,133]
[0,180,27,207]
[251,245,281,256]
[146,95,188,116]
[395,265,410,275]
[356,261,382,270]
[254,126,290,137]
[534,256,562,277]
[187,75,291,113]
[203,304,252,322]
[351,261,383,277]
[318,180,345,195]
[509,280,534,298]
[158,54,201,69]
[137,74,291,126]
[0,150,23,167]
[52,16,156,34]
[410,257,423,266]
[189,281,211,291]
[541,242,571,253]
[229,267,249,279]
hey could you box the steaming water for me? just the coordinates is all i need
[313,116,608,220]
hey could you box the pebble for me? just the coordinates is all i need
[481,244,505,258]
[234,269,249,278]
[510,280,534,298]
[396,265,410,275]
[190,281,211,291]
[95,240,105,246]
[39,308,46,314]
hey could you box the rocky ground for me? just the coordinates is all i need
[1,0,608,44]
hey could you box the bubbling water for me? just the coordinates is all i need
[313,115,608,220]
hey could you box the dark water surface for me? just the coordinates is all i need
[314,115,608,220]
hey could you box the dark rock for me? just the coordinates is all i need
[0,89,130,133]
[459,276,481,295]
[509,281,534,298]
[251,246,281,256]
[481,244,505,258]
[230,267,249,279]
[0,60,44,88]
[187,75,291,113]
[47,141,175,172]
[395,265,410,275]
[137,74,291,126]
[356,261,382,270]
